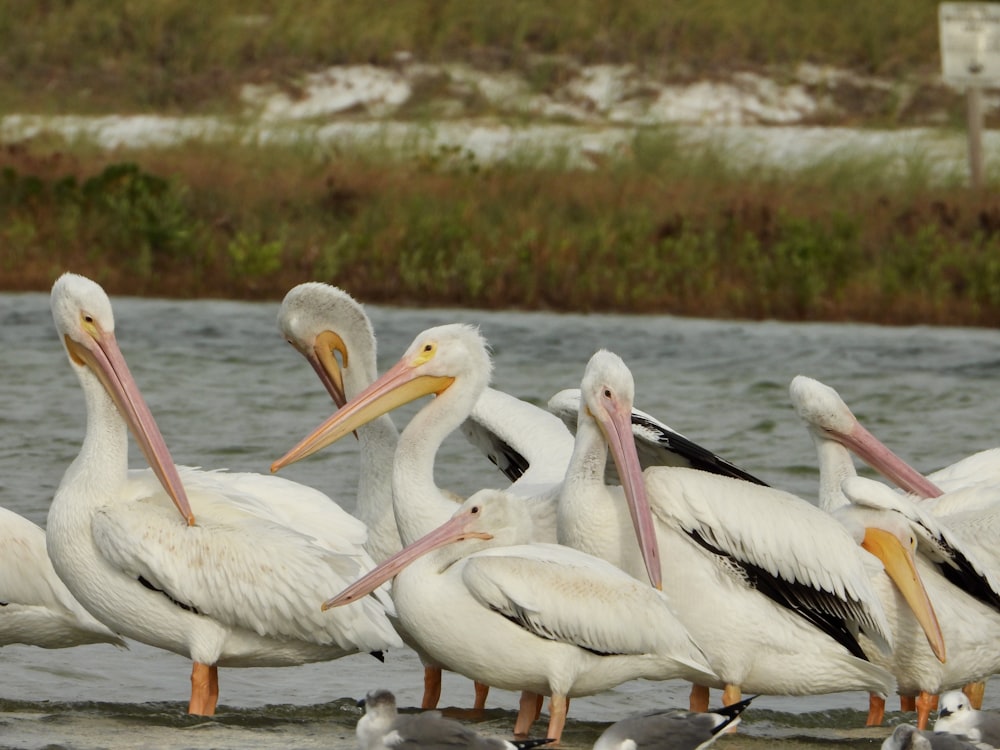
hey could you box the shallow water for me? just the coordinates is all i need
[2,290,999,749]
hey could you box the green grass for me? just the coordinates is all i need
[4,132,1000,326]
[3,0,996,325]
[0,0,942,113]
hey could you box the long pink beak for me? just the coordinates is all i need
[593,396,662,590]
[66,328,195,525]
[323,504,492,611]
[835,420,943,499]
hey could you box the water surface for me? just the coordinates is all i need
[2,291,998,749]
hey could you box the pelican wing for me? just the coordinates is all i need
[0,508,68,612]
[647,468,893,652]
[126,466,371,550]
[844,476,1000,612]
[461,543,698,657]
[927,447,1000,492]
[0,507,123,645]
[547,389,767,486]
[92,481,399,653]
[462,387,575,495]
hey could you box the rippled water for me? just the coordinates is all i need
[2,290,999,749]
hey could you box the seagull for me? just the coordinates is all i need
[356,688,554,750]
[935,690,1000,748]
[883,724,980,750]
[593,695,755,750]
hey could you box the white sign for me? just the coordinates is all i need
[940,2,1000,85]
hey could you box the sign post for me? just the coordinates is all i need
[939,2,1000,189]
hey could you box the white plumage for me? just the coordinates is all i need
[46,272,400,715]
[0,505,125,650]
[276,285,574,712]
[558,351,900,712]
[791,374,1000,727]
[327,490,715,743]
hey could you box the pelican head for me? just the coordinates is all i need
[323,490,521,611]
[273,323,492,472]
[278,283,377,408]
[51,273,194,525]
[579,350,662,590]
[789,375,942,499]
[838,477,946,663]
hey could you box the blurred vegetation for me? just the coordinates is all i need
[4,136,1000,326]
[0,0,941,113]
[4,0,999,325]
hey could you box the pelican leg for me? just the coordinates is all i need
[963,681,986,709]
[188,662,217,716]
[721,685,742,732]
[514,691,541,736]
[545,694,569,744]
[722,684,742,706]
[422,666,442,709]
[473,681,490,711]
[916,692,936,729]
[866,693,886,726]
[207,664,219,714]
[690,684,710,712]
[900,695,916,712]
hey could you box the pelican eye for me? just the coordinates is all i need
[413,341,437,366]
[604,388,612,398]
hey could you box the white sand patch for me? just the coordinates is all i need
[0,62,989,181]
[242,65,411,120]
[647,74,817,126]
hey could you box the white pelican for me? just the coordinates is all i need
[593,694,755,750]
[277,283,404,564]
[935,689,1000,747]
[277,284,573,710]
[785,375,945,501]
[326,489,717,743]
[356,688,554,750]
[558,350,919,713]
[272,324,655,582]
[882,724,979,750]
[46,272,401,715]
[0,506,125,650]
[276,283,576,560]
[790,374,1000,711]
[840,475,1000,727]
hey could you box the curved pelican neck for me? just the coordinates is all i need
[559,410,612,514]
[392,384,479,546]
[47,364,132,599]
[56,365,131,507]
[354,413,402,562]
[557,409,641,575]
[810,429,858,513]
